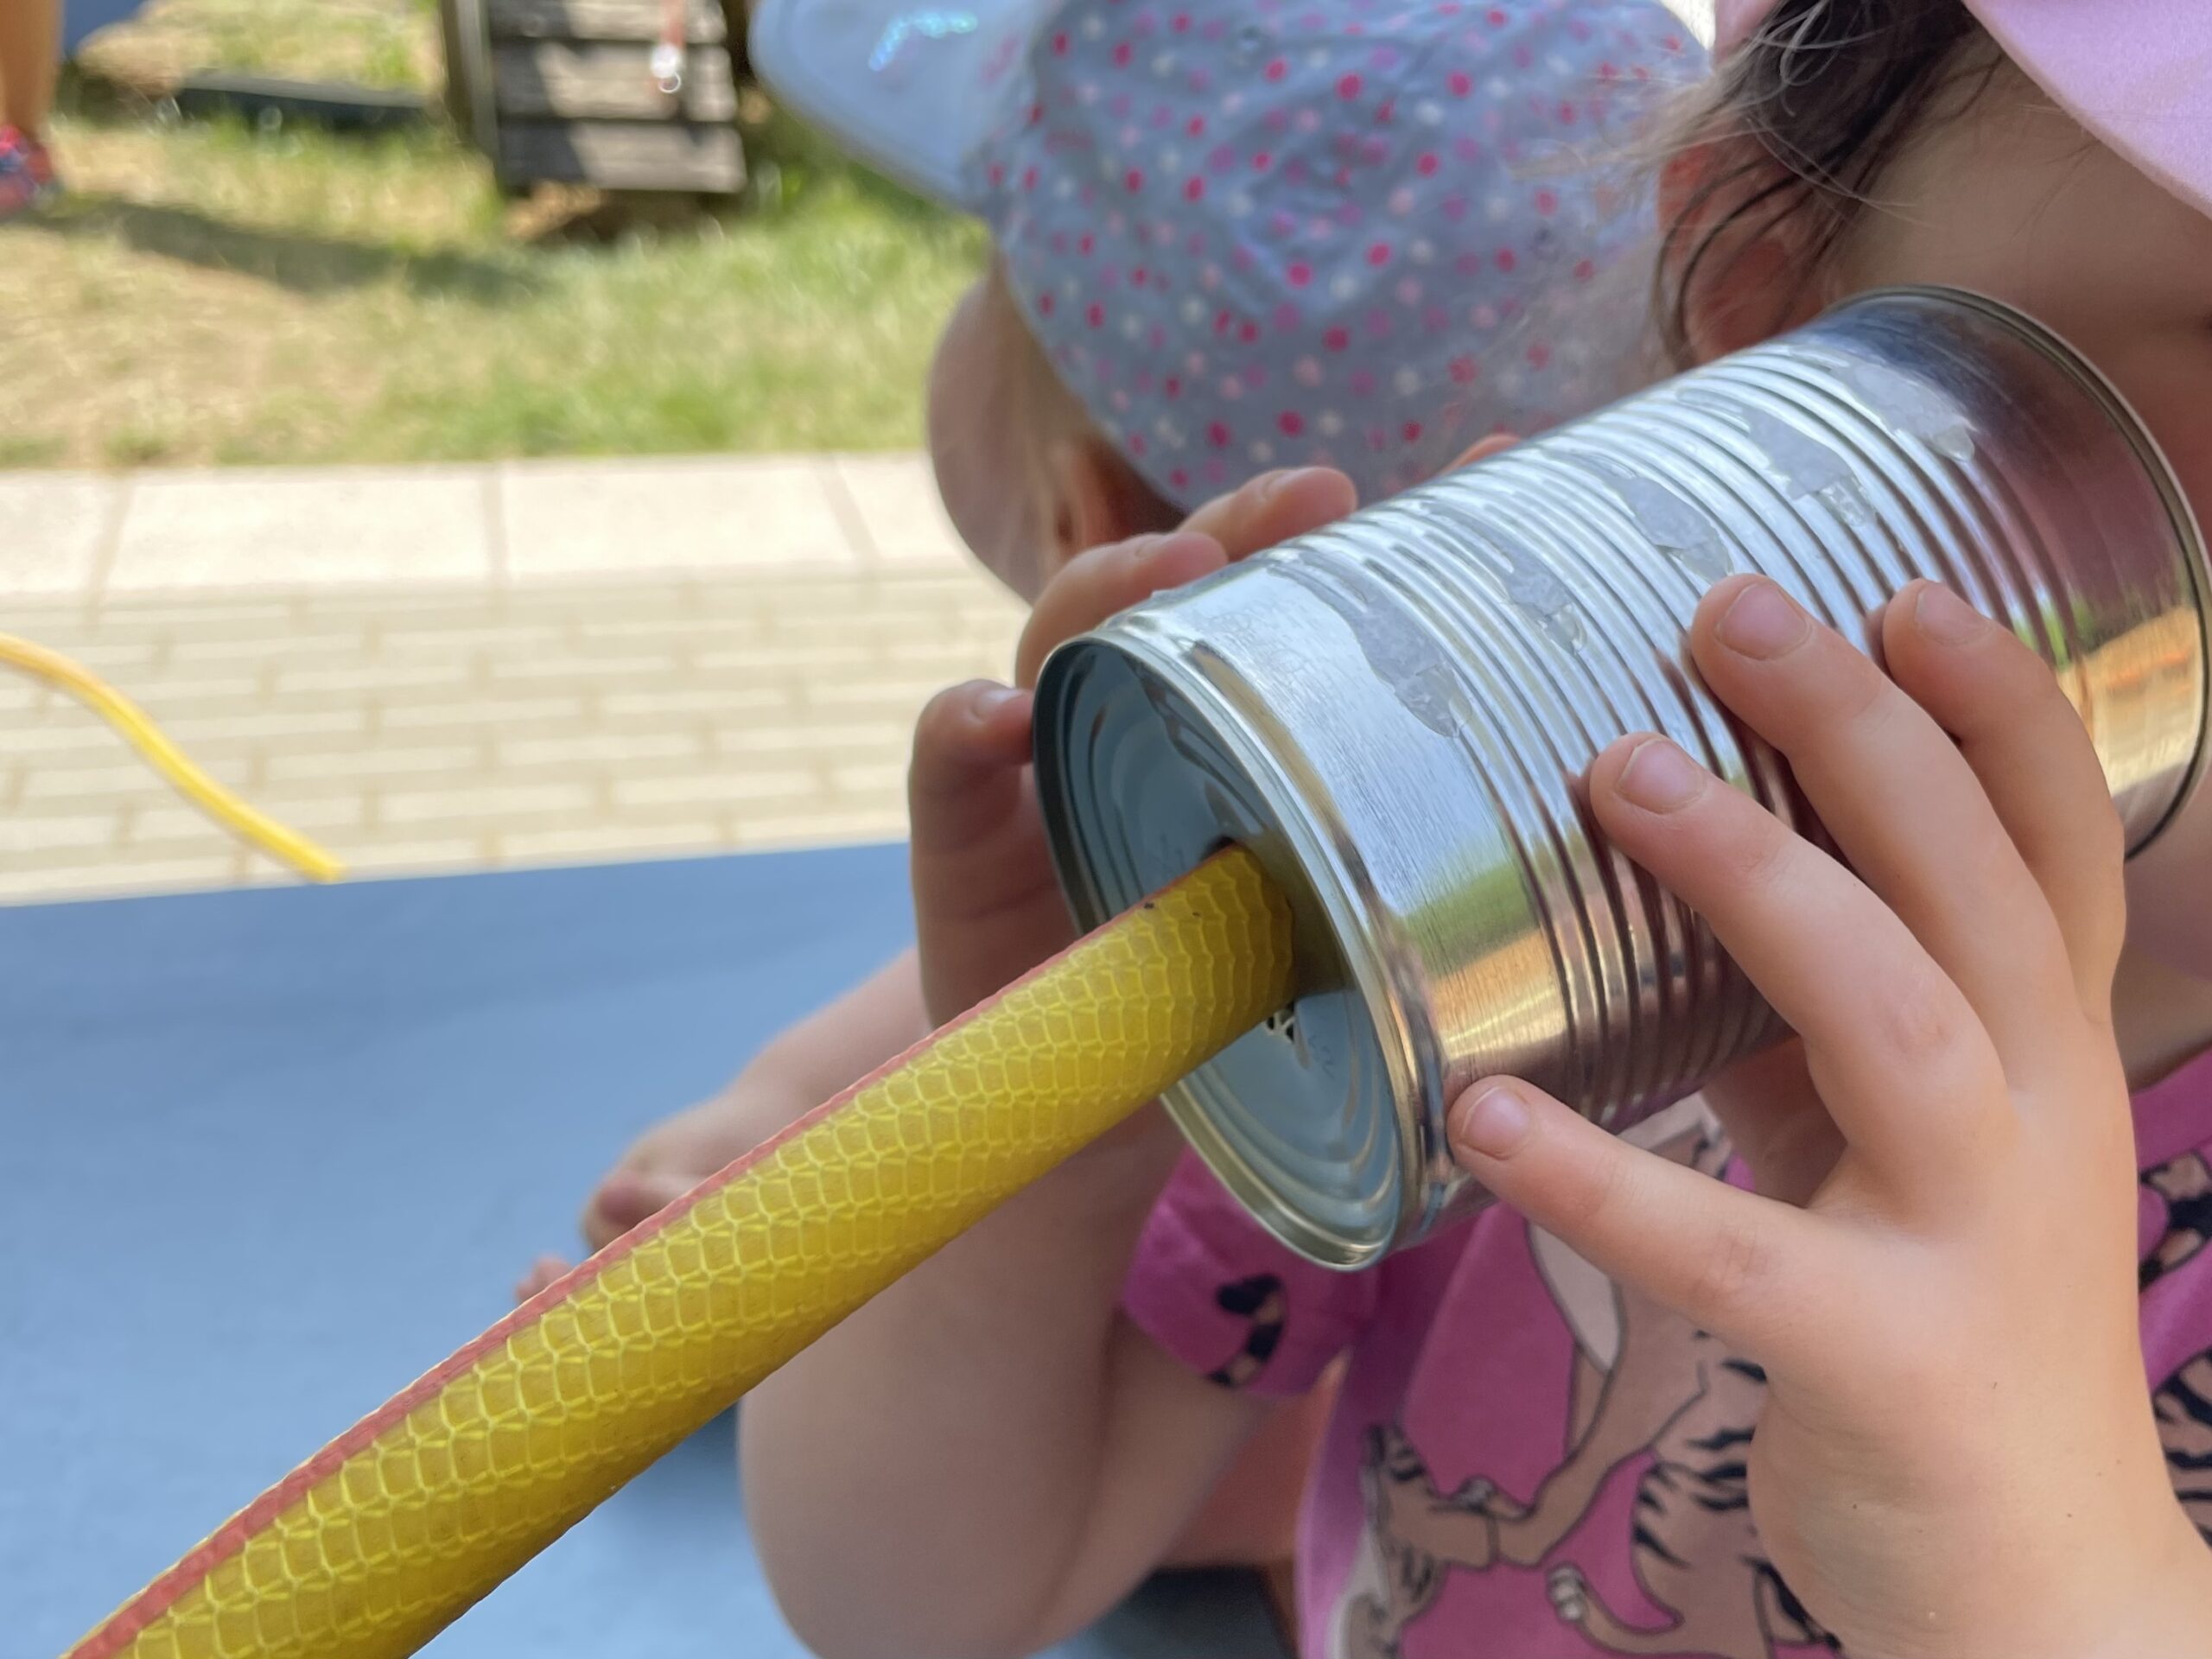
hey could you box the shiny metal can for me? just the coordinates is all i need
[1033,287,2210,1269]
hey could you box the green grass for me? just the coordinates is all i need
[77,0,446,89]
[1,0,985,469]
[0,433,69,467]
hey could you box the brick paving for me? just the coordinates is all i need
[3,10,1738,908]
[0,455,1024,903]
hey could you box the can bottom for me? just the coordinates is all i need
[1036,640,1412,1268]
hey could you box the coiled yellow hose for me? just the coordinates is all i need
[0,634,342,882]
[67,846,1297,1659]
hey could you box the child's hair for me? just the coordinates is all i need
[1658,0,1999,365]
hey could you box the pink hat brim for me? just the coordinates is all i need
[1712,1,2211,220]
[1974,3,2211,222]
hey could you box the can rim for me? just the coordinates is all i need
[1838,284,2212,849]
[1034,627,1426,1269]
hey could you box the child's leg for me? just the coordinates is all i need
[0,0,61,219]
[519,951,932,1300]
[1166,1364,1339,1565]
[526,934,1337,1590]
[0,0,60,136]
[1159,1368,1338,1649]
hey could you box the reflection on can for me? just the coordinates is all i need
[1035,288,2209,1268]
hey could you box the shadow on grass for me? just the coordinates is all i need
[735,104,956,228]
[29,194,535,302]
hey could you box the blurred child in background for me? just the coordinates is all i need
[748,3,2212,1655]
[551,0,1703,1266]
[523,0,1704,1583]
[0,0,63,219]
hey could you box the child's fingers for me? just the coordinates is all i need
[1878,583,2128,1017]
[1011,468,1354,687]
[1445,433,1520,470]
[516,1255,569,1306]
[1446,1077,1827,1360]
[1586,734,2008,1209]
[906,681,1036,860]
[1179,466,1357,561]
[1683,577,2078,1071]
[1014,531,1226,689]
[1697,1039,1845,1209]
[907,683,1069,1003]
[586,1168,687,1249]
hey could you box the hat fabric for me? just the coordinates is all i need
[754,1,1707,509]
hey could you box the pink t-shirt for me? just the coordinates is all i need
[1125,1051,2212,1658]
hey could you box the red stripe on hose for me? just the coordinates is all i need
[66,864,1200,1659]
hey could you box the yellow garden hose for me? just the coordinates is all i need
[66,846,1298,1659]
[0,634,343,882]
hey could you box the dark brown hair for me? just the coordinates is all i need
[1658,0,1994,364]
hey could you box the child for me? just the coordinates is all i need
[529,0,1700,1579]
[536,0,1700,1266]
[0,0,63,219]
[744,3,2212,1656]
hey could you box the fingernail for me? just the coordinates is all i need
[976,685,1023,715]
[1914,583,1988,645]
[1141,530,1205,563]
[1452,1085,1531,1160]
[1121,532,1171,565]
[1615,736,1705,812]
[1262,467,1349,509]
[1254,467,1297,502]
[1718,579,1810,658]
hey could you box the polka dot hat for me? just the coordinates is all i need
[753,0,1708,509]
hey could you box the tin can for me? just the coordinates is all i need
[1032,287,2210,1268]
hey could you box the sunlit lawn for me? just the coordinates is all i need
[0,0,984,468]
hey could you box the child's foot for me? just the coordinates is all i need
[0,128,60,220]
[513,1084,802,1303]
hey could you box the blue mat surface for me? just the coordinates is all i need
[67,0,153,58]
[0,848,1287,1659]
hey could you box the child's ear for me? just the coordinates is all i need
[1046,435,1181,563]
[1659,137,1829,362]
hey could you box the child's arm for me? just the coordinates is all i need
[744,470,1359,1659]
[1447,576,2212,1658]
[523,954,938,1291]
[698,950,931,1136]
[744,1078,1270,1659]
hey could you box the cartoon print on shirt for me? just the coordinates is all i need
[1331,1100,1831,1658]
[1206,1274,1291,1387]
[2143,1152,2212,1291]
[2154,1352,2212,1540]
[1326,1136,2212,1658]
[2145,1152,2212,1539]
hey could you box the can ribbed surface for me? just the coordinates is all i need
[1036,289,2209,1267]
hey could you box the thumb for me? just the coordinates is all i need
[906,680,1035,862]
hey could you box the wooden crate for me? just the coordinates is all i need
[443,0,745,194]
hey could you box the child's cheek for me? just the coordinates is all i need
[2126,803,2212,982]
[2101,340,2212,981]
[2120,352,2212,546]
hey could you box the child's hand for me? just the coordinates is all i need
[1446,576,2212,1657]
[749,469,1357,1658]
[908,467,1357,1028]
